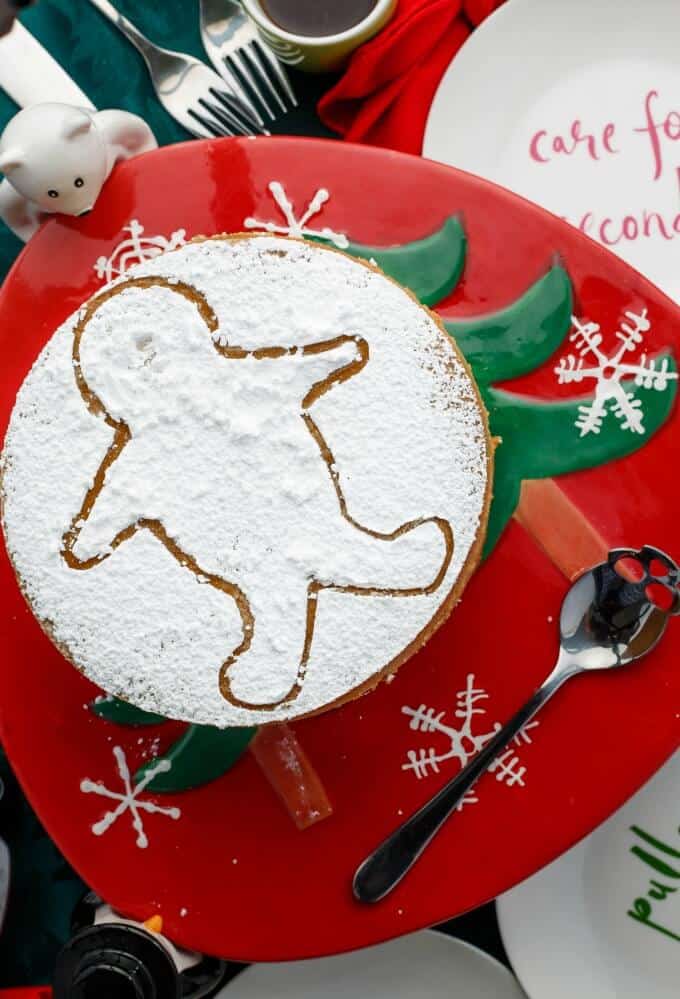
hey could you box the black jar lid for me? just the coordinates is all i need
[53,923,180,999]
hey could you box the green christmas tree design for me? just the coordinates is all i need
[91,213,678,791]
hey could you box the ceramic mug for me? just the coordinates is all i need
[241,0,397,73]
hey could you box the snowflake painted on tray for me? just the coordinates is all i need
[555,308,678,437]
[401,674,538,810]
[80,745,181,849]
[93,219,187,284]
[244,181,349,249]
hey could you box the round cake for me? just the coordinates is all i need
[1,234,492,727]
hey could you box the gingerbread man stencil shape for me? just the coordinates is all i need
[62,276,453,710]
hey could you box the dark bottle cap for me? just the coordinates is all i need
[53,923,180,999]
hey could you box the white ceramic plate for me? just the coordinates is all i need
[497,751,680,999]
[217,931,526,998]
[424,0,680,301]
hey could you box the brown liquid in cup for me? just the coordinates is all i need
[260,0,379,38]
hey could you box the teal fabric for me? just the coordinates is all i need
[0,749,87,987]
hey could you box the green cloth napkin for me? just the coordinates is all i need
[0,749,87,987]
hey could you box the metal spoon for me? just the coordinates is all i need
[353,544,680,904]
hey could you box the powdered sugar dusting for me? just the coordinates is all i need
[1,236,489,727]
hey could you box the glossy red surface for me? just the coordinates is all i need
[0,138,678,960]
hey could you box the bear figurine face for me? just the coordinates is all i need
[0,104,108,216]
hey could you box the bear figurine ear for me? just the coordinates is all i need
[62,110,93,141]
[0,147,23,174]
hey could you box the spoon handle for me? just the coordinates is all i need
[353,674,566,904]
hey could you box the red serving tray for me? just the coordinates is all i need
[0,138,678,961]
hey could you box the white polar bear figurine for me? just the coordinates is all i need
[0,103,157,242]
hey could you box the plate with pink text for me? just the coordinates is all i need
[424,0,680,302]
[497,751,680,998]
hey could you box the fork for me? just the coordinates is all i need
[199,0,297,124]
[87,0,268,139]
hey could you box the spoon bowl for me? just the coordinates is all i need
[560,545,679,672]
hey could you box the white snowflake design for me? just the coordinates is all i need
[555,308,678,437]
[93,219,187,284]
[401,674,538,810]
[244,180,349,249]
[80,746,181,849]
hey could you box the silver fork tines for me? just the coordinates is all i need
[193,87,259,137]
[87,0,268,138]
[200,0,297,124]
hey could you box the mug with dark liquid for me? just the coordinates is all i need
[261,0,380,38]
[242,0,397,73]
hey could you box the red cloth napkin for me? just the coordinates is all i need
[318,0,505,155]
